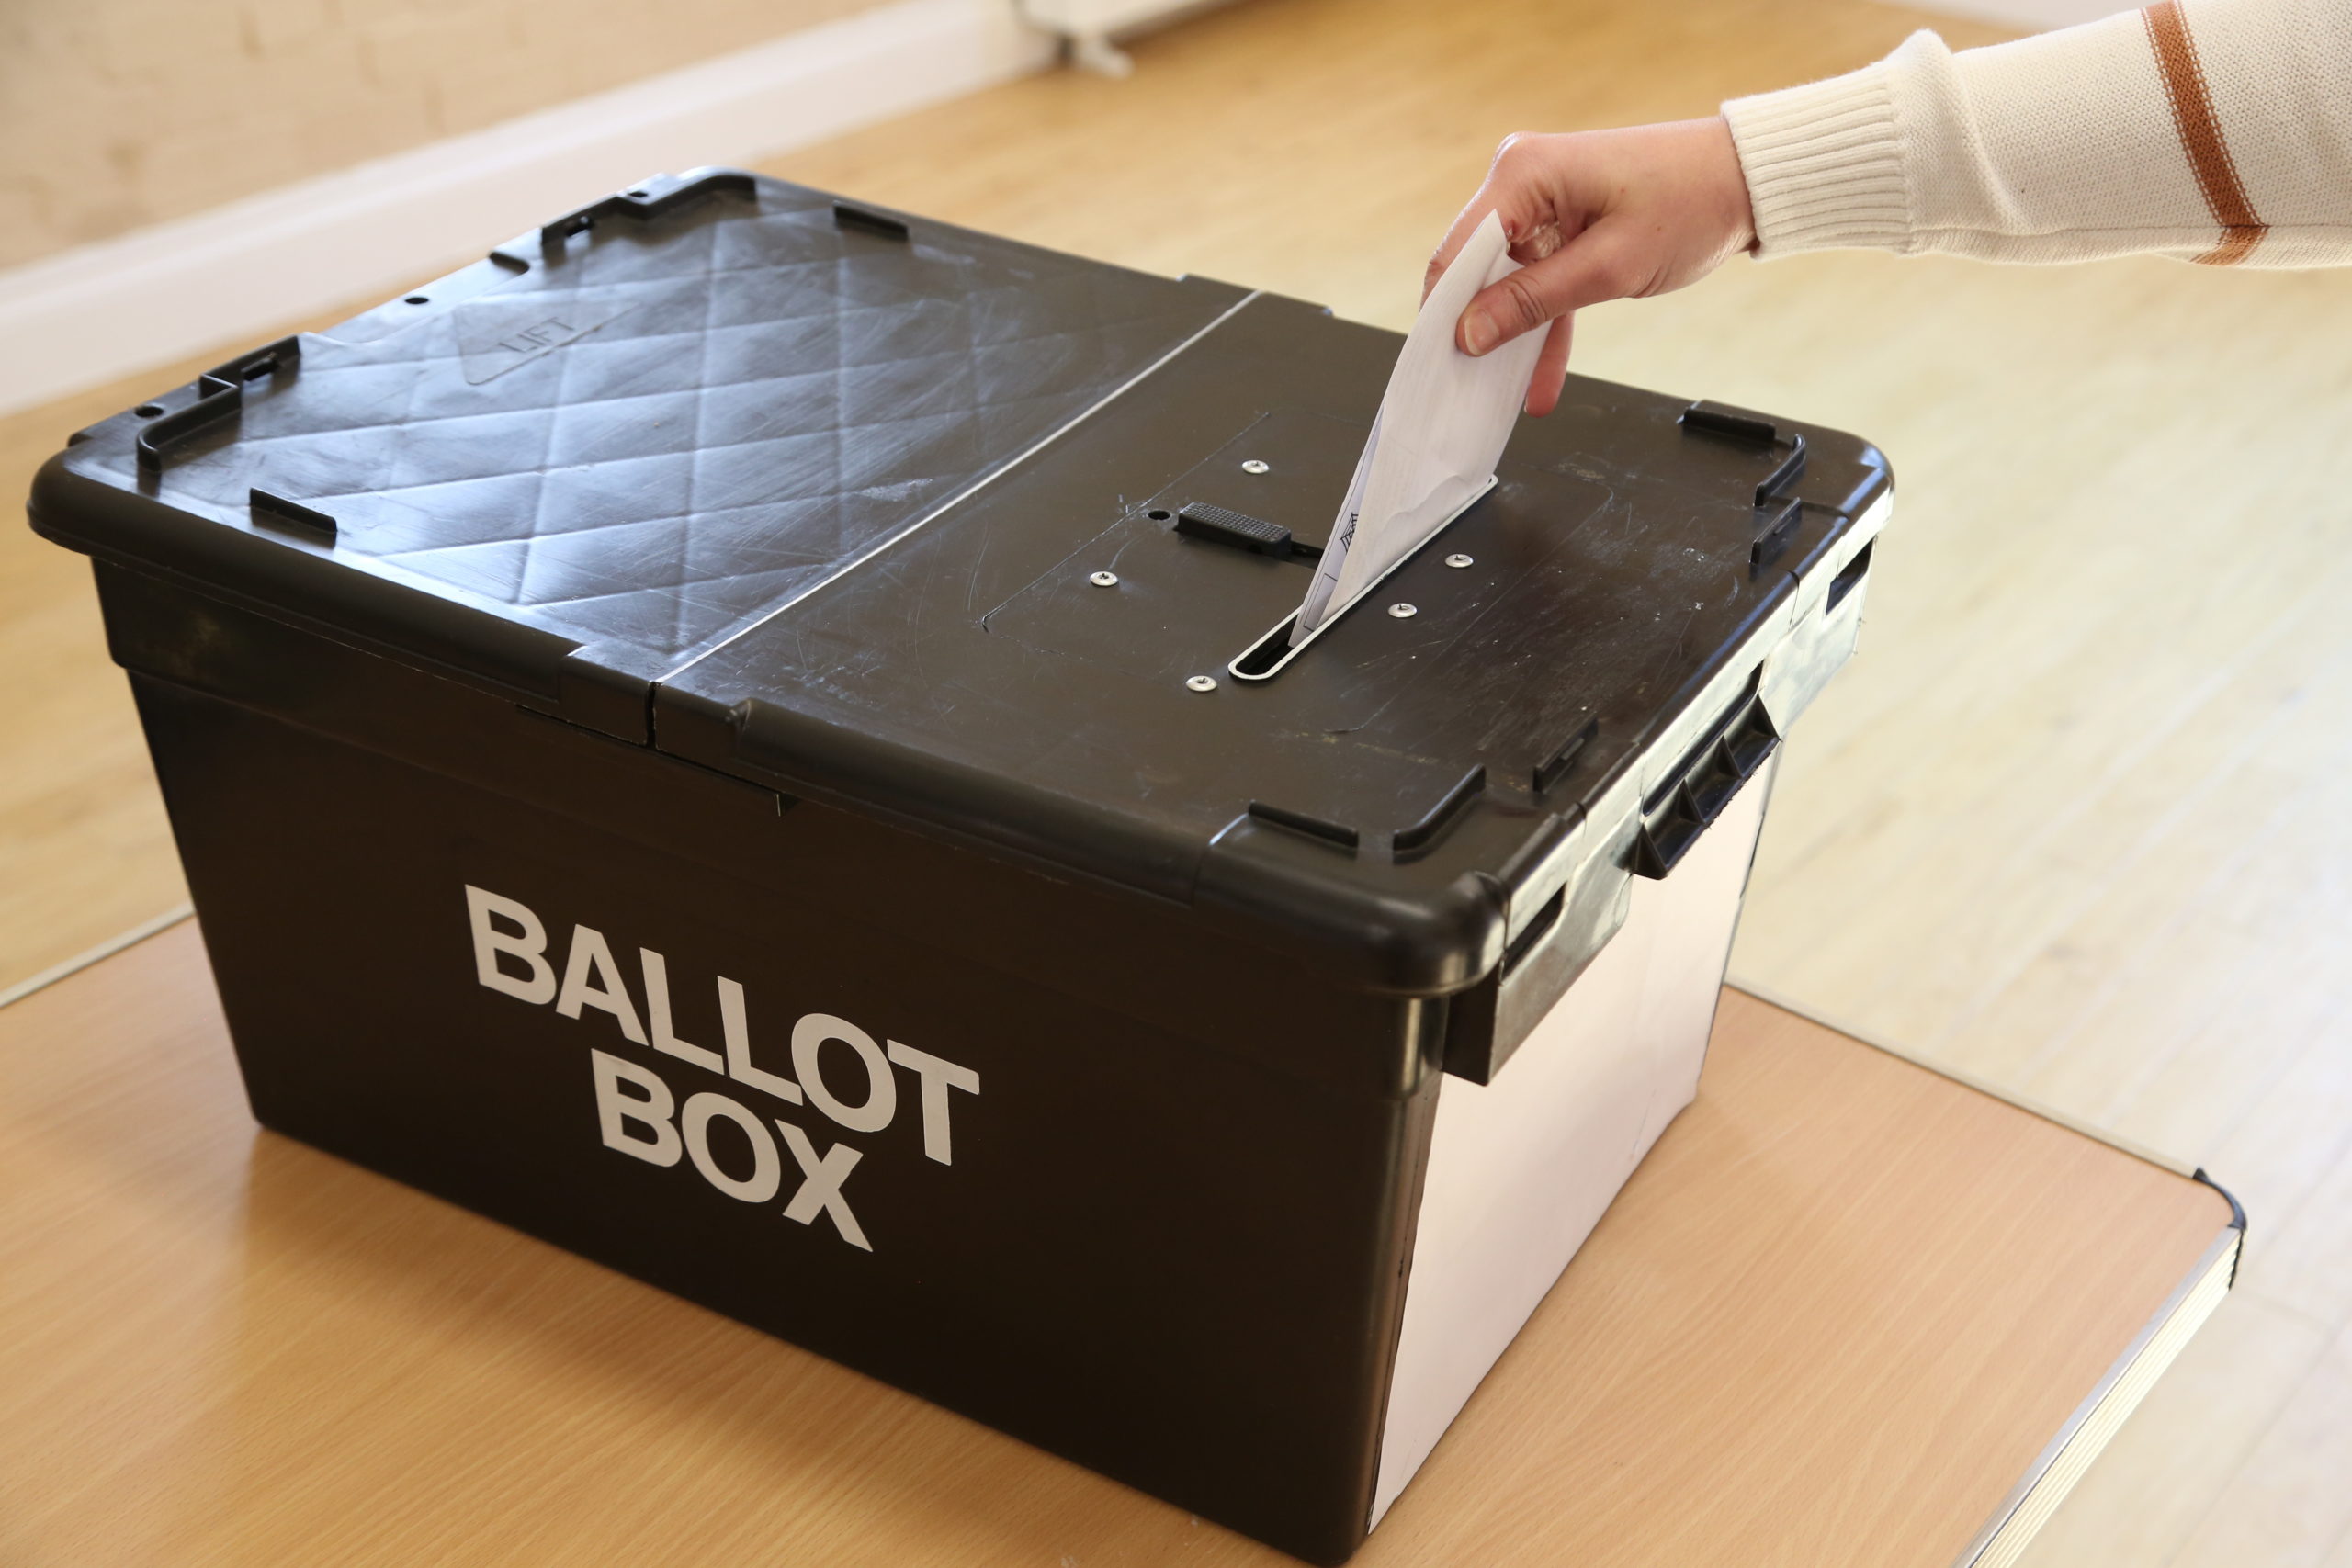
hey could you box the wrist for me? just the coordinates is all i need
[1721,62,1909,258]
[1707,114,1760,255]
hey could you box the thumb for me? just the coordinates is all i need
[1457,224,1642,355]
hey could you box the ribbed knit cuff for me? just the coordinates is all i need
[1724,62,1914,258]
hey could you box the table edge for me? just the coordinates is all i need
[1720,977,2247,1568]
[0,902,194,1012]
[1724,975,2200,1179]
[1942,1222,2243,1568]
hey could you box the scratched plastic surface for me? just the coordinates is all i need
[37,172,1889,987]
[655,289,1890,909]
[63,177,1240,673]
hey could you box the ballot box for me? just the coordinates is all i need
[30,171,1890,1564]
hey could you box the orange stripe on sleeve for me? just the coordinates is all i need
[2143,0,2267,265]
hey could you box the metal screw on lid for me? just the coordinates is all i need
[1186,675,1218,692]
[1444,554,1474,569]
[1240,459,1270,475]
[1387,603,1418,618]
[1090,570,1119,587]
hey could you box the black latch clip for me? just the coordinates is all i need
[137,338,300,473]
[1176,502,1297,558]
[541,170,757,257]
[833,201,910,242]
[1681,399,1806,498]
[1680,400,1809,563]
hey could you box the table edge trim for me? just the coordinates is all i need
[0,903,195,1013]
[1943,1222,2243,1568]
[1723,976,2197,1179]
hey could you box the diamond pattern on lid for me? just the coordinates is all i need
[111,184,1233,678]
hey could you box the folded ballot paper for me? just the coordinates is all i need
[1292,211,1549,644]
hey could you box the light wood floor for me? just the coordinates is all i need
[6,0,2349,1562]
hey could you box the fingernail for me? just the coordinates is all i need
[1463,309,1495,355]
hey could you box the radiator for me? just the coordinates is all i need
[1018,0,1238,73]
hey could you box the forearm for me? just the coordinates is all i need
[1723,0,2352,267]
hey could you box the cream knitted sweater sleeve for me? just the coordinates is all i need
[1721,0,2352,267]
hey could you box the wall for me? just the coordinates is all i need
[0,0,892,272]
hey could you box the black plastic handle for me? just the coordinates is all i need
[1631,684,1779,879]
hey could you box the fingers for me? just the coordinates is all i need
[1523,315,1574,417]
[1457,222,1642,356]
[1423,133,1550,302]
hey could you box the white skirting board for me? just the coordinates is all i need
[0,0,1055,422]
[1885,0,2135,29]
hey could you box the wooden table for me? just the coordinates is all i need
[0,919,2238,1568]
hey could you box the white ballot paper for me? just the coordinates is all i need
[1291,211,1548,644]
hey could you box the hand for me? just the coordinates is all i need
[1427,118,1757,416]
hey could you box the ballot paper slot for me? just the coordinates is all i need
[988,407,1398,691]
[985,406,1593,706]
[1230,619,1306,679]
[984,496,1341,692]
[1227,477,1495,683]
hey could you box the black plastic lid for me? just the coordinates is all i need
[35,171,1245,738]
[32,171,1891,997]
